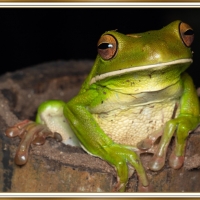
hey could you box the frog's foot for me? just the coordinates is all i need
[112,176,151,192]
[149,115,200,171]
[102,143,150,192]
[5,120,61,165]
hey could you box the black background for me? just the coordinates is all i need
[1,8,200,86]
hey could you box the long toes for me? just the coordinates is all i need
[14,125,42,165]
[5,127,22,137]
[137,139,152,150]
[149,155,165,171]
[32,129,55,145]
[5,120,32,137]
[169,152,184,169]
[32,136,46,145]
[14,148,29,165]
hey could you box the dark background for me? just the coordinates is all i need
[0,8,200,86]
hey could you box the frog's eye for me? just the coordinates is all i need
[179,22,194,47]
[97,34,118,60]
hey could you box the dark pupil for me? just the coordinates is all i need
[98,43,113,49]
[184,29,194,35]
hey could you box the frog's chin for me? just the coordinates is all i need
[90,58,193,85]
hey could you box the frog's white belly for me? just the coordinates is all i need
[92,99,179,146]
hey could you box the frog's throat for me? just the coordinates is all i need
[90,58,193,85]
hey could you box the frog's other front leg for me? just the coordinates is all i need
[6,100,80,165]
[6,119,57,165]
[149,73,200,171]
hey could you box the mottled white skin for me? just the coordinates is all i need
[93,99,179,146]
[89,79,182,146]
[38,79,181,148]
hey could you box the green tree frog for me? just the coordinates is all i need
[6,20,200,192]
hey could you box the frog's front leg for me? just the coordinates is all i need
[64,89,150,192]
[148,73,200,171]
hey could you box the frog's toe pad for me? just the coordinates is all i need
[169,152,184,169]
[137,139,152,150]
[138,183,153,192]
[149,155,165,171]
[5,120,32,138]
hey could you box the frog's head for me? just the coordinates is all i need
[89,20,194,85]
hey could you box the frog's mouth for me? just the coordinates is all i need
[90,58,193,85]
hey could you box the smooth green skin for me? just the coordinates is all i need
[36,20,200,191]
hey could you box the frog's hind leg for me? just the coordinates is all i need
[148,115,200,171]
[149,73,200,171]
[168,116,200,169]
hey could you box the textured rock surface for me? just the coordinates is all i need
[0,60,200,192]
